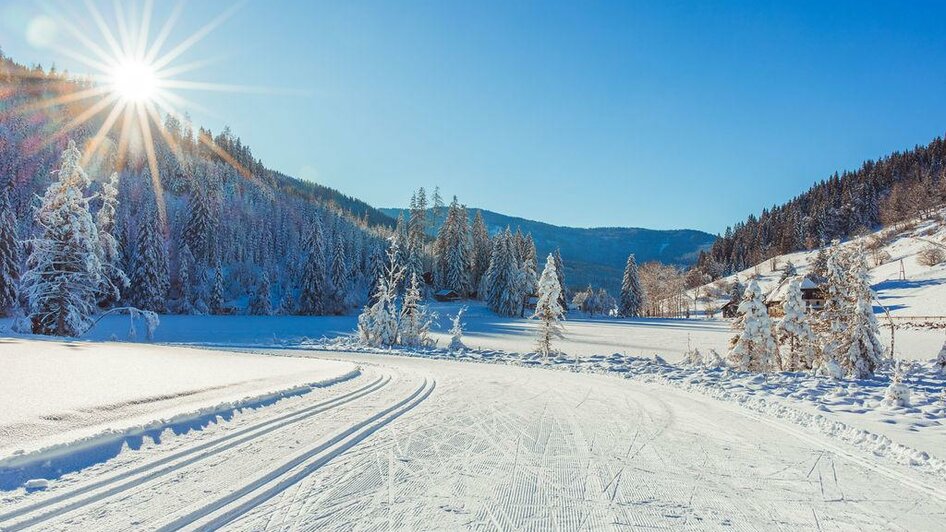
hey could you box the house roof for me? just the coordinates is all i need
[765,275,823,304]
[434,289,459,296]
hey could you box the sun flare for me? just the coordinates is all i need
[109,59,158,103]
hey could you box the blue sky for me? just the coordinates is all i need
[2,1,946,234]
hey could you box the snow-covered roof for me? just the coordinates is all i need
[765,275,822,304]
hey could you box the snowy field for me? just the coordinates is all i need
[1,347,944,530]
[10,299,940,363]
[1,290,945,529]
[0,339,357,481]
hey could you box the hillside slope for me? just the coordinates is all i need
[382,207,715,291]
[696,210,946,330]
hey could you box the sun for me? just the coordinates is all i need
[109,59,158,103]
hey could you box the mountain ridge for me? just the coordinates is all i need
[381,207,715,292]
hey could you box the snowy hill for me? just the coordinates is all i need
[382,207,715,291]
[696,211,946,326]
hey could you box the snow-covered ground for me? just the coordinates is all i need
[12,298,939,363]
[1,348,944,530]
[0,338,357,488]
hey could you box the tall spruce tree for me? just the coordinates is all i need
[619,254,643,317]
[298,217,328,315]
[533,253,565,357]
[95,172,127,306]
[21,140,104,336]
[470,210,491,294]
[552,248,567,311]
[0,188,20,316]
[248,271,273,315]
[839,247,885,378]
[127,193,169,313]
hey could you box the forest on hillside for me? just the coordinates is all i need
[696,136,946,279]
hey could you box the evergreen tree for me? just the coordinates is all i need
[127,194,169,312]
[298,218,328,315]
[329,228,349,313]
[727,280,777,372]
[399,273,433,347]
[777,278,817,370]
[470,210,491,294]
[248,271,273,315]
[483,229,524,317]
[619,254,643,317]
[357,238,403,347]
[208,262,225,314]
[0,188,20,316]
[839,247,885,378]
[177,242,197,314]
[95,172,127,305]
[533,253,565,357]
[21,140,104,336]
[183,183,214,265]
[552,248,567,311]
[449,306,468,351]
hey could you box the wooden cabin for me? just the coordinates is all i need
[433,289,461,302]
[764,276,826,317]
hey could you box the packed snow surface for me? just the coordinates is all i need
[0,338,357,457]
[1,349,943,530]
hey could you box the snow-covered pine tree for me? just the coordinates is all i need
[176,242,197,314]
[183,183,214,265]
[619,254,643,317]
[533,253,565,357]
[399,273,433,347]
[780,259,797,282]
[298,217,328,315]
[127,192,169,313]
[817,243,851,370]
[95,172,127,305]
[329,228,349,313]
[432,186,445,221]
[552,248,567,312]
[248,271,273,315]
[470,210,491,294]
[519,234,538,310]
[21,140,105,336]
[777,278,817,370]
[838,246,884,378]
[0,188,20,316]
[357,238,403,347]
[209,262,225,314]
[484,229,525,317]
[727,280,777,372]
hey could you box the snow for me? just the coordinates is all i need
[0,338,357,461]
[3,348,943,530]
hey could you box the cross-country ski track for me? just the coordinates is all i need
[2,349,944,531]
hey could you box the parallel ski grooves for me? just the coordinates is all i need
[0,375,391,531]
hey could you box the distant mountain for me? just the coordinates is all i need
[381,207,715,292]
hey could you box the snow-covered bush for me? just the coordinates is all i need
[936,340,946,374]
[883,361,912,407]
[682,347,703,366]
[449,306,468,352]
